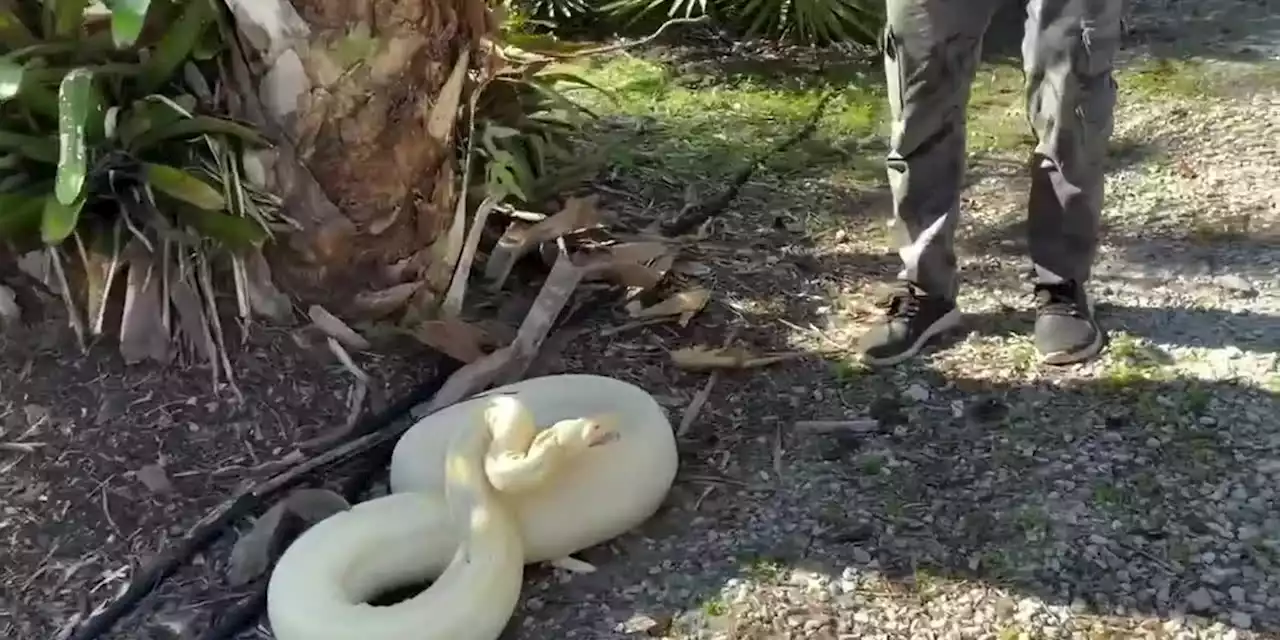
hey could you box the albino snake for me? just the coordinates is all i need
[265,374,679,640]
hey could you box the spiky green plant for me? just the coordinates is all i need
[0,0,284,387]
[509,0,884,45]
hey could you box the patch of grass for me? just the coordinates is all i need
[966,63,1035,156]
[996,625,1028,640]
[1118,57,1280,99]
[975,549,1014,580]
[832,358,870,383]
[1181,381,1213,416]
[1099,333,1175,391]
[1120,58,1212,99]
[1013,505,1050,540]
[557,54,1063,208]
[911,567,944,598]
[1091,481,1132,511]
[1263,374,1280,394]
[700,597,730,617]
[559,56,888,185]
[737,555,786,583]
[857,453,887,476]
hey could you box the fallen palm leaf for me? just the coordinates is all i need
[410,318,492,363]
[117,245,169,364]
[240,249,292,321]
[419,247,585,414]
[484,194,603,290]
[629,287,709,326]
[308,304,370,351]
[352,281,423,319]
[424,49,477,295]
[443,194,501,317]
[580,240,673,291]
[669,345,800,371]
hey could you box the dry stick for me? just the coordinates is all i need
[659,89,840,237]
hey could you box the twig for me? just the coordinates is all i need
[47,247,86,350]
[327,337,371,430]
[0,441,45,453]
[660,89,840,237]
[677,372,719,438]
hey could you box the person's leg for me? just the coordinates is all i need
[1022,0,1123,364]
[856,0,1001,365]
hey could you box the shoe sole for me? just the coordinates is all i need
[859,308,964,366]
[1039,293,1105,366]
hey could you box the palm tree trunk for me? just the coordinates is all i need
[222,0,493,318]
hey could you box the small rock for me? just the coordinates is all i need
[134,463,174,495]
[1229,611,1252,629]
[851,547,873,565]
[903,384,930,403]
[1186,587,1216,613]
[617,613,672,636]
[1214,274,1257,297]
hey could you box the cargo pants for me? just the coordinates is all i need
[882,0,1124,299]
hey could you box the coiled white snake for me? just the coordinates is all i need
[265,374,679,640]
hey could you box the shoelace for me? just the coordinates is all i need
[1033,282,1083,317]
[875,283,923,320]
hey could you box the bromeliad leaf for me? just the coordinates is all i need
[0,57,24,102]
[0,191,45,240]
[41,192,87,244]
[140,0,214,93]
[144,162,225,210]
[100,0,152,48]
[0,131,59,163]
[130,115,266,151]
[176,207,268,251]
[56,68,94,206]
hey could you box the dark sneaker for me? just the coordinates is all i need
[856,283,963,366]
[1033,281,1105,365]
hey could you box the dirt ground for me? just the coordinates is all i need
[0,316,448,639]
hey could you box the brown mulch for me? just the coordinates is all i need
[0,313,448,640]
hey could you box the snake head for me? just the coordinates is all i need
[554,415,620,450]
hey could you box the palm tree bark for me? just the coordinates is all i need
[222,0,494,317]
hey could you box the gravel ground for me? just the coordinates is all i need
[493,2,1280,639]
